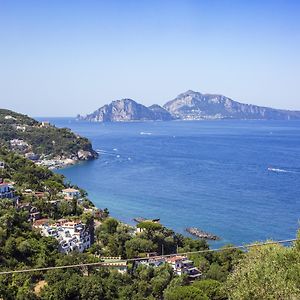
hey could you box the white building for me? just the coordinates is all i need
[35,220,92,254]
[136,255,201,280]
[62,188,80,200]
[165,256,202,279]
[10,139,29,151]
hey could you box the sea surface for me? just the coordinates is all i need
[45,118,300,246]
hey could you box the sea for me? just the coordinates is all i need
[44,118,300,246]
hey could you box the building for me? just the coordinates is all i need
[10,139,29,151]
[0,161,5,169]
[165,256,202,279]
[135,255,201,280]
[34,219,92,254]
[4,115,16,120]
[0,181,15,199]
[62,188,80,200]
[25,152,40,161]
[40,121,50,127]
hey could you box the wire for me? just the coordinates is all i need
[0,238,297,275]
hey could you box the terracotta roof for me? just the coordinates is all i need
[165,256,186,263]
[33,218,49,226]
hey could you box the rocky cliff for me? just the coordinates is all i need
[80,99,173,122]
[163,90,300,120]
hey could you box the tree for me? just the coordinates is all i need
[225,240,300,299]
[125,238,155,258]
[192,279,225,300]
[102,218,119,234]
[164,286,209,300]
[137,221,162,239]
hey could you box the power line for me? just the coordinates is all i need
[0,238,297,275]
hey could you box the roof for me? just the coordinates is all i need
[166,256,186,263]
[62,188,79,193]
[33,218,50,226]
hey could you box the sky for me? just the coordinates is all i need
[0,0,300,117]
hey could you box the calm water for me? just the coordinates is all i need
[47,118,300,246]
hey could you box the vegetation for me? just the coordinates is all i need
[0,108,97,159]
[0,145,299,299]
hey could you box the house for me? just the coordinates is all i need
[35,219,92,254]
[25,152,40,161]
[15,125,26,132]
[0,181,15,199]
[40,121,50,127]
[4,115,16,120]
[165,255,202,279]
[135,254,201,280]
[62,188,80,200]
[10,139,29,151]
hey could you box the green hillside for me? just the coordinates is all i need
[0,109,97,161]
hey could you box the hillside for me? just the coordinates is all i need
[78,90,300,122]
[0,109,98,167]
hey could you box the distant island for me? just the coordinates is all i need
[0,109,98,168]
[78,90,300,122]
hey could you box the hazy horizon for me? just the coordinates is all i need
[1,0,300,117]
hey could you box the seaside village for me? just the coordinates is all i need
[0,159,201,281]
[6,117,81,169]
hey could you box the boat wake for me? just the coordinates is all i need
[267,167,295,174]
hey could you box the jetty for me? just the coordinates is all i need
[186,227,220,241]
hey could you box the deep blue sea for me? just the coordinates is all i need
[45,118,300,246]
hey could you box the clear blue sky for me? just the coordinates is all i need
[0,0,299,116]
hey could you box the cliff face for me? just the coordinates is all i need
[79,91,300,122]
[81,99,173,122]
[163,90,300,120]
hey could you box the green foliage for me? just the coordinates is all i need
[0,108,96,159]
[225,241,300,299]
[125,238,155,258]
[192,279,225,300]
[164,285,209,300]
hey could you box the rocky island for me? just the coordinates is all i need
[78,90,300,122]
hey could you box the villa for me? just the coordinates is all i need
[62,188,80,200]
[34,219,92,254]
[135,255,201,280]
[165,255,202,279]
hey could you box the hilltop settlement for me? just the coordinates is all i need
[0,110,300,299]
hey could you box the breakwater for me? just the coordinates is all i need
[186,227,220,240]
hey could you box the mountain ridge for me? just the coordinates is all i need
[78,90,300,122]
